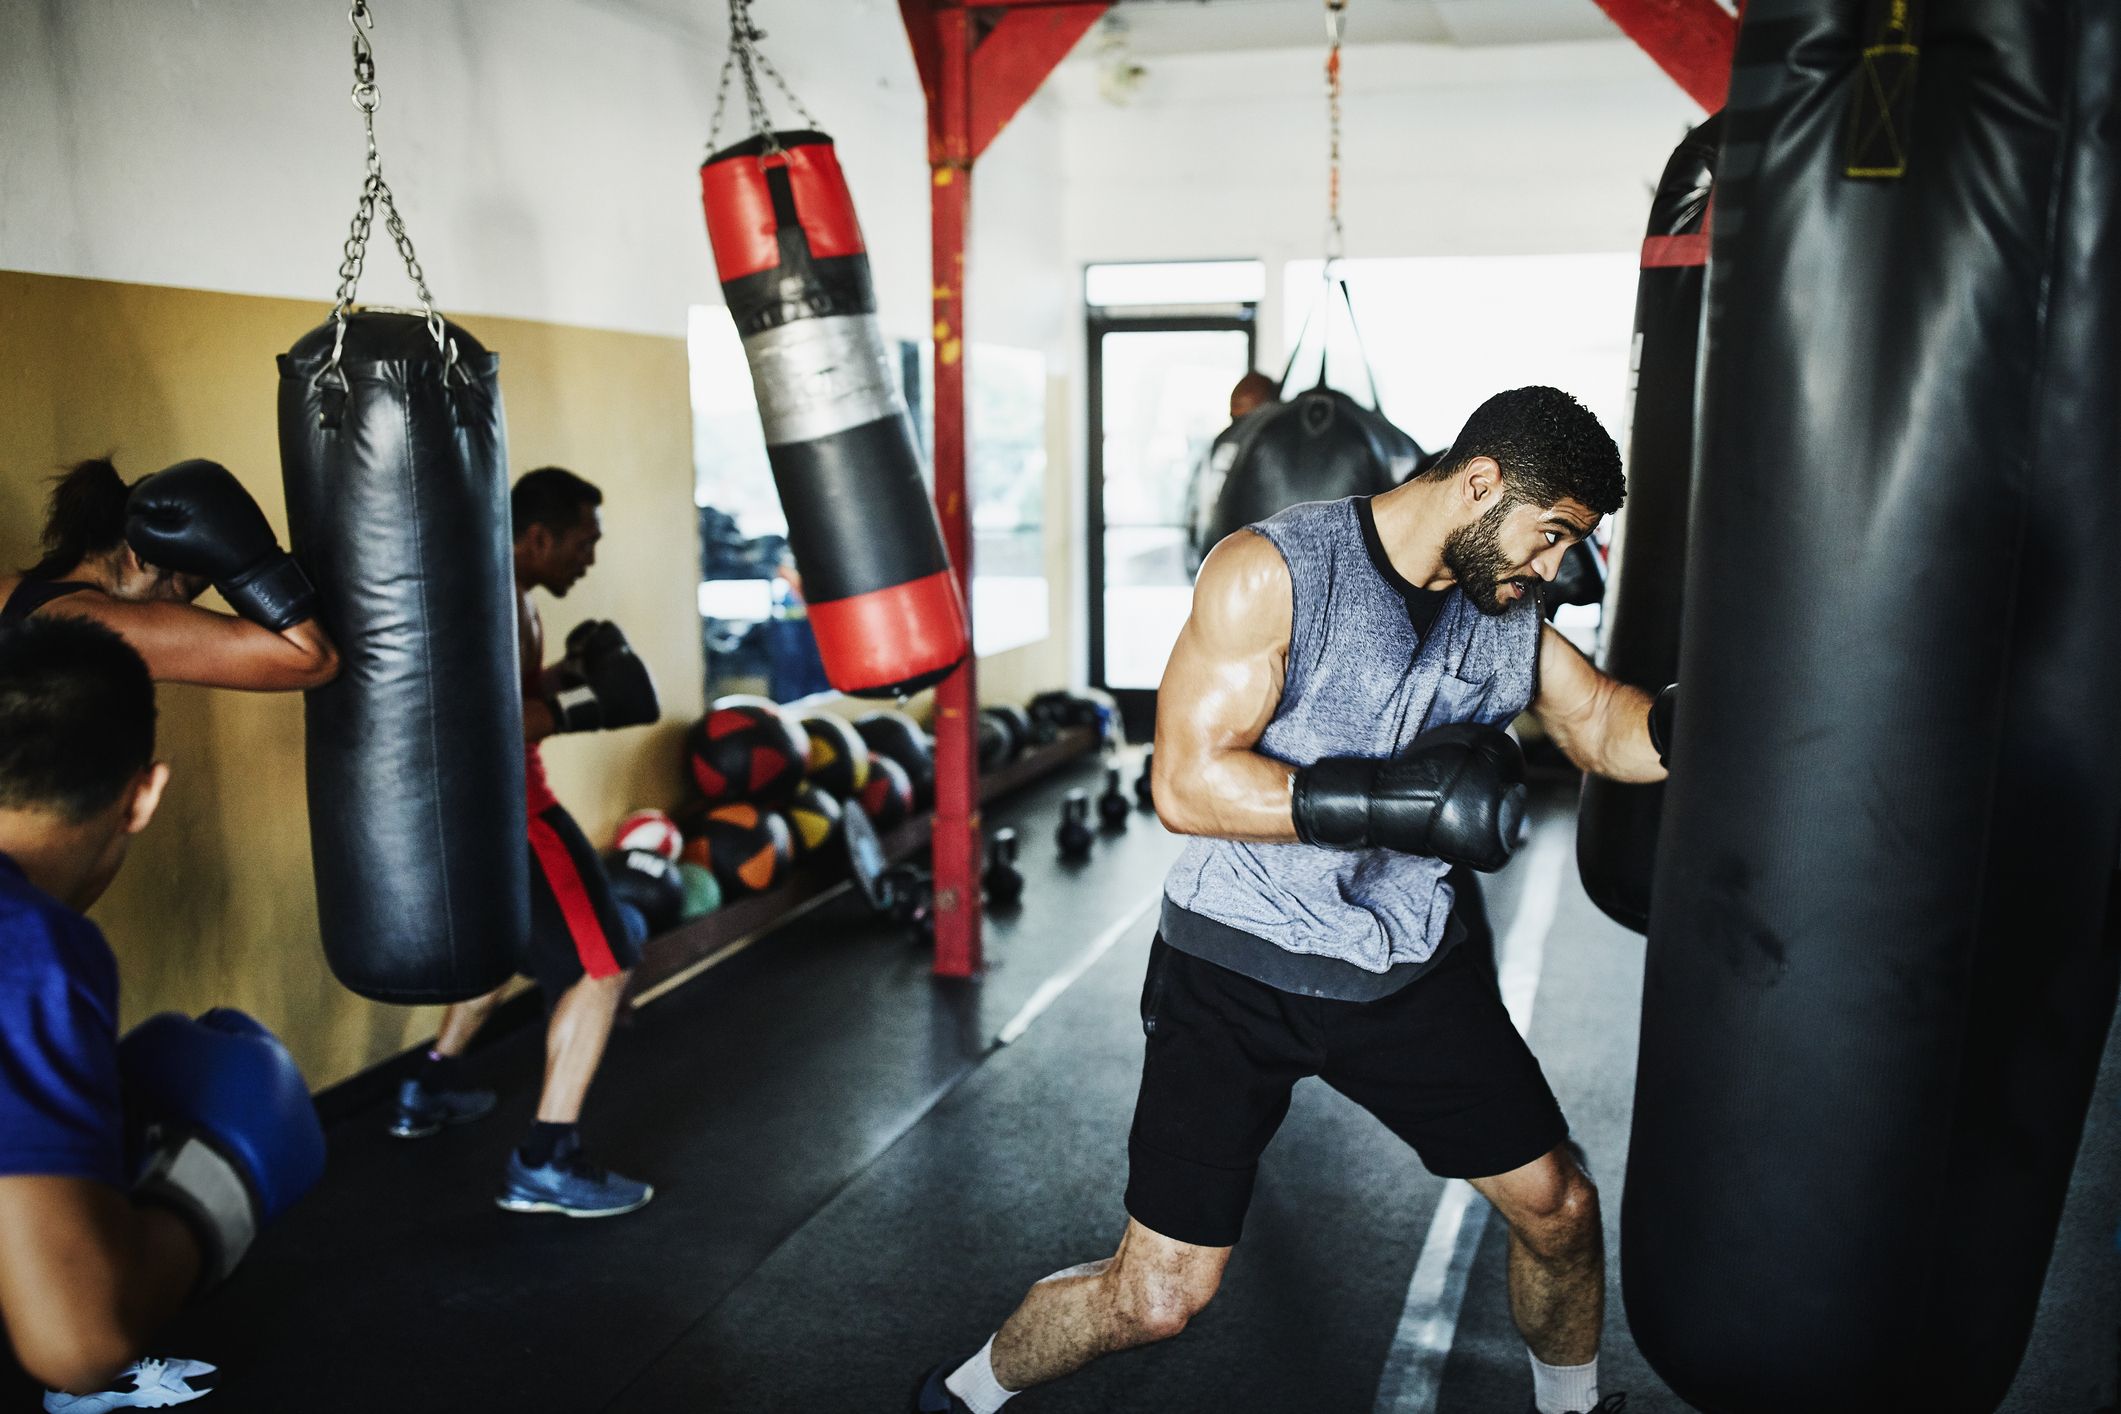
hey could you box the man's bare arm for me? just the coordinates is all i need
[1150,531,1301,841]
[1528,622,1666,783]
[0,1176,201,1392]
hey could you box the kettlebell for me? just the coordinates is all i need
[1134,748,1156,811]
[1097,765,1131,831]
[1057,790,1095,861]
[984,827,1025,907]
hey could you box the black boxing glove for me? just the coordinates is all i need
[1647,683,1676,767]
[1291,722,1529,872]
[126,460,317,631]
[548,621,659,732]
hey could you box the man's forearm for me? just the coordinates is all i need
[1152,747,1301,842]
[1588,681,1666,783]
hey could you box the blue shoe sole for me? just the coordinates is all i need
[494,1185,654,1219]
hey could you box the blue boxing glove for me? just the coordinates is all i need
[118,1009,327,1288]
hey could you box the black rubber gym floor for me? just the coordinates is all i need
[130,758,2121,1412]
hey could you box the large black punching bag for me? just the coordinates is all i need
[278,312,528,1003]
[1624,4,2121,1412]
[1574,114,1720,933]
[1189,387,1422,567]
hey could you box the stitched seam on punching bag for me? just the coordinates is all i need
[403,370,460,972]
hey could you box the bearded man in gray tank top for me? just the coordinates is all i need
[916,388,1675,1414]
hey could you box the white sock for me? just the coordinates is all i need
[1529,1351,1598,1414]
[945,1336,1017,1414]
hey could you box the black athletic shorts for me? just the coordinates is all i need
[1123,929,1567,1248]
[525,803,642,1000]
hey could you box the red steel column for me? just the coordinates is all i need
[928,4,983,977]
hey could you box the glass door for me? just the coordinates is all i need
[1088,318,1254,736]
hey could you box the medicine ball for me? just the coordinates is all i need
[603,848,686,935]
[676,860,722,919]
[788,783,844,859]
[984,704,1033,760]
[687,803,795,895]
[612,808,684,862]
[854,710,934,808]
[977,711,1012,770]
[686,704,809,808]
[856,754,916,832]
[800,713,872,799]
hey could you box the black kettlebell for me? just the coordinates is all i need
[1134,748,1156,811]
[984,827,1024,907]
[879,864,929,924]
[1057,790,1095,861]
[1097,765,1131,831]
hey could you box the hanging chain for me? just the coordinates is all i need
[324,0,458,391]
[1323,0,1349,269]
[709,0,819,154]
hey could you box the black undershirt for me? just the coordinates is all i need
[1354,496,1448,639]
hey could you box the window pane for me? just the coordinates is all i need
[1100,328,1251,689]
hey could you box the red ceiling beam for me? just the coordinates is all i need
[970,7,1107,159]
[1589,0,1739,111]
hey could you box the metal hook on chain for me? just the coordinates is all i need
[708,0,819,157]
[323,0,460,395]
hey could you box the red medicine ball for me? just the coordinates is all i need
[686,705,810,807]
[855,754,916,832]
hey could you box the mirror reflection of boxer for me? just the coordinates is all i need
[0,618,323,1409]
[390,467,656,1220]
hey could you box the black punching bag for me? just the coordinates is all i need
[278,312,528,1003]
[1624,5,2121,1412]
[1574,114,1719,933]
[1189,387,1422,568]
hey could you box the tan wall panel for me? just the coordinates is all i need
[1,270,1079,1091]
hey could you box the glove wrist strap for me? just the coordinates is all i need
[1292,757,1376,849]
[133,1133,258,1292]
[549,683,603,733]
[220,555,318,632]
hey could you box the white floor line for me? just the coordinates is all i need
[995,890,1162,1047]
[1372,827,1571,1414]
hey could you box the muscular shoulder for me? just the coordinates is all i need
[1192,530,1292,644]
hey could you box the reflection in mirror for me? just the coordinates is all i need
[688,306,1051,704]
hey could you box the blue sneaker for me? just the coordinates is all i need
[388,1076,497,1139]
[496,1134,653,1218]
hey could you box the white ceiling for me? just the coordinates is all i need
[1097,0,1629,54]
[587,0,1644,56]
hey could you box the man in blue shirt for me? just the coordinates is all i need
[0,616,324,1405]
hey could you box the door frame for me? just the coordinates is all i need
[1085,307,1257,736]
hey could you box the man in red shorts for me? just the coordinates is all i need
[388,467,658,1219]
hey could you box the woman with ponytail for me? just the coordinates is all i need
[0,458,338,691]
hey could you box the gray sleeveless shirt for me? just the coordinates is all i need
[1161,496,1542,1000]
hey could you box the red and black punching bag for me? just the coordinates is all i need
[1574,113,1719,934]
[1624,3,2121,1410]
[700,131,969,698]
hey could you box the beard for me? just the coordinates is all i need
[1441,498,1531,616]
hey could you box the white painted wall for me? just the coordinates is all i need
[1053,39,1704,351]
[0,0,1065,354]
